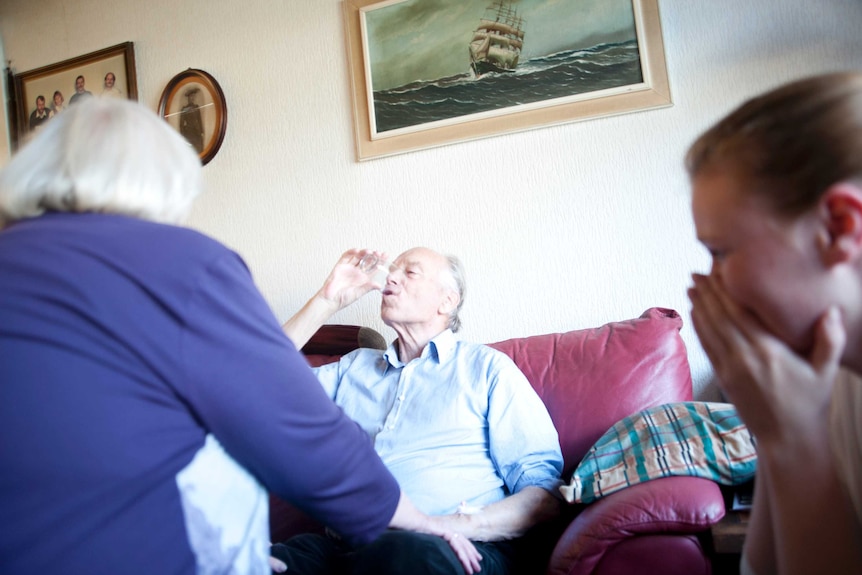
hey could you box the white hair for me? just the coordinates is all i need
[0,97,202,229]
[443,254,466,333]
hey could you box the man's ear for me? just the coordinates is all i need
[820,181,862,266]
[438,289,460,316]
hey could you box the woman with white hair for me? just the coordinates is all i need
[0,98,475,575]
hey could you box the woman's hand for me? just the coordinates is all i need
[690,272,862,575]
[389,492,483,573]
[688,273,845,447]
[268,555,287,573]
[441,531,483,574]
[422,514,482,573]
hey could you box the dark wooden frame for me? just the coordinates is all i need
[158,69,227,166]
[11,42,137,149]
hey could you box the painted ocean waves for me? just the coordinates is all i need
[372,40,642,134]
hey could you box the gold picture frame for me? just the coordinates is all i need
[11,42,137,149]
[344,0,671,161]
[158,69,228,166]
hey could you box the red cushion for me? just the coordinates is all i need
[489,307,693,476]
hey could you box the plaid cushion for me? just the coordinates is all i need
[560,401,757,504]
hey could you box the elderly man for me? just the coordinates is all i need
[274,247,564,575]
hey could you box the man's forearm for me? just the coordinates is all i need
[436,486,562,542]
[281,293,339,349]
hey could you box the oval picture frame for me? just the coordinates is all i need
[158,69,227,166]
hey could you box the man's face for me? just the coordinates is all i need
[105,73,115,88]
[35,98,45,111]
[380,247,456,331]
[75,77,85,93]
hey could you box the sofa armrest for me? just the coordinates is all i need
[547,476,725,575]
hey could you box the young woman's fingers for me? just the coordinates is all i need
[809,306,846,378]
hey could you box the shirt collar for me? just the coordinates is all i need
[383,329,456,368]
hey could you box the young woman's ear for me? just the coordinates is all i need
[820,181,862,266]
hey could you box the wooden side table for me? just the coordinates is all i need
[709,509,749,575]
[712,509,749,554]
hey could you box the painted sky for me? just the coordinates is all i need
[364,0,637,90]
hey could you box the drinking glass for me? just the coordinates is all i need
[358,253,394,287]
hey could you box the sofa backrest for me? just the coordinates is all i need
[488,307,693,477]
[299,310,694,477]
[303,325,387,367]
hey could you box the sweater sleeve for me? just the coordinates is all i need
[178,251,399,546]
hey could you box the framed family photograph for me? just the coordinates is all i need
[343,0,671,160]
[158,69,228,166]
[12,42,137,149]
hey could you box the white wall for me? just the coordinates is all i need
[1,0,860,399]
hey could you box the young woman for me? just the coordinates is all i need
[687,71,862,575]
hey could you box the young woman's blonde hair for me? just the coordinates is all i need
[686,71,862,216]
[0,97,202,229]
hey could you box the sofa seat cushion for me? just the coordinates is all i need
[489,307,693,476]
[561,401,757,504]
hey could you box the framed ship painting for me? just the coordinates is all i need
[343,0,671,161]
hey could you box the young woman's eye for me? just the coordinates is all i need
[709,249,726,261]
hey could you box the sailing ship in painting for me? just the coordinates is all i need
[468,1,525,77]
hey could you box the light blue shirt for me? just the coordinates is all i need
[313,329,563,515]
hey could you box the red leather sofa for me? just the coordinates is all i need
[271,307,726,575]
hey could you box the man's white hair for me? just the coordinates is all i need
[443,254,466,333]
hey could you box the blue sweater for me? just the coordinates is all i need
[0,212,399,574]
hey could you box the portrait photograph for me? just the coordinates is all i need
[13,42,137,148]
[159,69,227,166]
